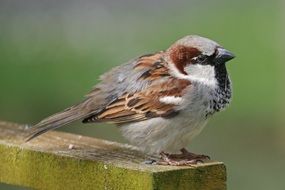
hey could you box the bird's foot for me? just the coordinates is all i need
[157,148,210,166]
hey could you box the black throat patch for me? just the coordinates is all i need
[206,64,232,117]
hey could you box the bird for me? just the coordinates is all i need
[26,35,235,166]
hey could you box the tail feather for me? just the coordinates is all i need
[25,106,88,142]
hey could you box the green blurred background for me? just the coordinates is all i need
[0,0,284,189]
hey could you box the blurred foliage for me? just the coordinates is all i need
[0,0,284,189]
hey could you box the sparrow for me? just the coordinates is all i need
[26,35,235,166]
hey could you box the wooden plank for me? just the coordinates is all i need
[0,121,226,190]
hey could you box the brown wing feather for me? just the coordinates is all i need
[83,52,191,124]
[135,52,170,81]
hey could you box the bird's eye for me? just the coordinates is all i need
[192,55,208,65]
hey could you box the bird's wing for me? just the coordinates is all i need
[82,53,191,124]
[26,52,190,141]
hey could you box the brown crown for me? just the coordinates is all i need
[168,45,201,74]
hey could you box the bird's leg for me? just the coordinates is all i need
[157,151,181,166]
[157,148,210,166]
[170,148,210,160]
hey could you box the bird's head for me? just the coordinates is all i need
[166,35,235,82]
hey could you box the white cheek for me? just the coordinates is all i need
[185,64,217,86]
[185,64,215,79]
[168,63,217,87]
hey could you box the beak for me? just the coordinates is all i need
[215,48,235,64]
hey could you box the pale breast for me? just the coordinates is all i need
[119,83,214,155]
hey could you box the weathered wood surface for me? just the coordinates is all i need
[0,121,226,190]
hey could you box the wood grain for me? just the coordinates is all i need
[0,121,226,190]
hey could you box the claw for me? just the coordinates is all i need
[156,148,211,166]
